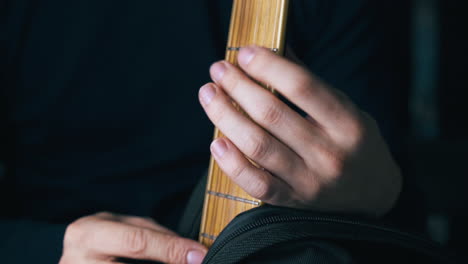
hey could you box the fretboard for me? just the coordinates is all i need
[199,0,289,248]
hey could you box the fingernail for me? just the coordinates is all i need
[238,46,256,66]
[187,250,206,264]
[210,62,226,81]
[199,84,216,105]
[211,139,228,158]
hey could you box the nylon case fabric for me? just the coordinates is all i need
[178,176,457,264]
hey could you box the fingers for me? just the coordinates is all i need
[208,61,325,158]
[199,83,304,181]
[95,224,204,264]
[63,214,207,264]
[237,46,362,138]
[210,137,294,205]
[198,46,402,216]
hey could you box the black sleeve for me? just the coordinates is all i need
[0,220,66,263]
[0,1,65,262]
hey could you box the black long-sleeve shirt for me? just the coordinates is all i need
[0,0,403,263]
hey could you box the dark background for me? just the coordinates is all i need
[389,0,468,258]
[0,0,466,260]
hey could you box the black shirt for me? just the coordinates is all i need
[0,0,400,262]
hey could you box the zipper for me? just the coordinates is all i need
[203,207,441,263]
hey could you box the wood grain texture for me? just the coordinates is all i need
[199,0,289,248]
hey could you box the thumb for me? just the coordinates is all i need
[151,233,207,264]
[91,222,207,264]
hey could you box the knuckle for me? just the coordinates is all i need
[230,162,248,182]
[125,216,147,226]
[300,177,321,202]
[317,146,346,179]
[248,49,268,70]
[345,118,368,148]
[209,101,226,124]
[224,73,242,94]
[94,211,115,219]
[327,153,346,179]
[250,177,274,201]
[165,238,187,264]
[302,189,319,203]
[258,104,283,126]
[290,75,314,97]
[64,219,87,245]
[246,132,271,161]
[123,228,148,256]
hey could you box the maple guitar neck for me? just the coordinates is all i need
[199,0,290,248]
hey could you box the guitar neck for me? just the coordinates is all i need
[199,0,289,248]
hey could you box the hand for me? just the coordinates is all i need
[199,46,402,217]
[59,212,207,264]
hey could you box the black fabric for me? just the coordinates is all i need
[244,241,355,264]
[0,220,66,264]
[179,205,455,264]
[178,170,207,240]
[1,0,407,263]
[179,179,456,264]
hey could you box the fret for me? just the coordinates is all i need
[207,190,262,206]
[227,47,279,53]
[200,233,217,241]
[200,0,289,248]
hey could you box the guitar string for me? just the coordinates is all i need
[210,0,242,237]
[218,1,242,233]
[202,0,285,243]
